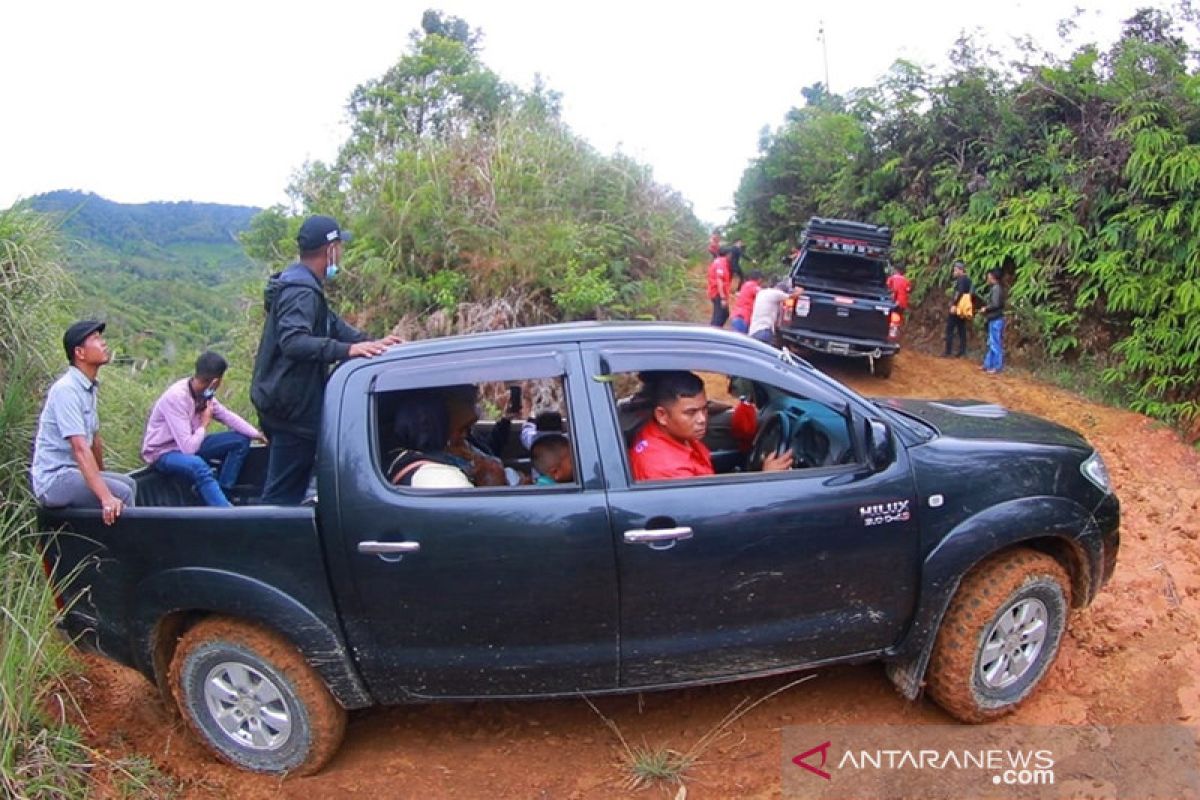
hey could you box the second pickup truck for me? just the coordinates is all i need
[781,217,903,377]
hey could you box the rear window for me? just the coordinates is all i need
[794,251,887,287]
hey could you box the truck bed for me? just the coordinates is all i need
[36,456,370,708]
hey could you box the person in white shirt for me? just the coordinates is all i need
[748,280,798,344]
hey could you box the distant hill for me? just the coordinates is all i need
[24,190,264,367]
[26,190,260,251]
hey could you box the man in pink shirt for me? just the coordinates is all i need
[142,351,265,506]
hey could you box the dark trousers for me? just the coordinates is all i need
[944,313,967,356]
[261,426,317,505]
[710,298,729,328]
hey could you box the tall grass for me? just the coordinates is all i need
[0,495,90,799]
[0,206,92,798]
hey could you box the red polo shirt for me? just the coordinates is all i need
[630,420,714,481]
[887,273,911,310]
[732,278,761,321]
[707,257,731,300]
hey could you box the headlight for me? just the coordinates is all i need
[1080,451,1112,494]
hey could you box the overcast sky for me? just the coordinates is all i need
[1,0,1170,225]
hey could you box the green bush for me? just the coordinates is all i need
[246,12,703,337]
[733,9,1200,427]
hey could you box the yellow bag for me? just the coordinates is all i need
[955,293,975,319]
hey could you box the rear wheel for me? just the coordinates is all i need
[169,617,346,775]
[872,354,894,378]
[926,549,1071,722]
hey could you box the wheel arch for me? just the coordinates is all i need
[131,568,373,711]
[885,495,1100,700]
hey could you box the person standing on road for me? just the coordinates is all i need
[748,280,796,345]
[142,351,265,506]
[729,239,747,291]
[943,260,973,357]
[251,215,402,504]
[730,269,763,333]
[31,321,137,525]
[707,248,733,328]
[981,268,1007,374]
[707,229,721,261]
[887,264,911,317]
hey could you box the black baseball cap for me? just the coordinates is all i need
[63,320,105,363]
[297,215,351,252]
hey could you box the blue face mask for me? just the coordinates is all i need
[201,387,216,401]
[325,262,339,280]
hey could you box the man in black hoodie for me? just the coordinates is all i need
[251,215,401,504]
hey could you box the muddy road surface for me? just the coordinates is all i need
[71,349,1200,798]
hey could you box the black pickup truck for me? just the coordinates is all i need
[38,322,1119,776]
[780,217,902,377]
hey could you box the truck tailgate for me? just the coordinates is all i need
[788,289,892,341]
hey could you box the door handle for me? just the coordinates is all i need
[623,527,694,546]
[358,541,421,555]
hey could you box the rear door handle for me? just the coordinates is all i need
[358,541,421,556]
[623,527,694,549]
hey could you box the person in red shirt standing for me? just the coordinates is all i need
[886,264,911,317]
[630,371,791,481]
[730,270,763,333]
[708,249,732,327]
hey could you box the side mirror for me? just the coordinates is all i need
[864,418,894,472]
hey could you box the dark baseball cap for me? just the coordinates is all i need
[63,320,105,363]
[297,215,351,251]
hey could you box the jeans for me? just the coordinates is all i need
[154,432,251,507]
[944,313,967,356]
[983,317,1005,372]
[710,298,729,328]
[750,328,775,344]
[730,316,749,334]
[260,427,317,505]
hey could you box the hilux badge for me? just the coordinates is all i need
[860,499,911,526]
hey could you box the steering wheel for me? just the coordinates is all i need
[747,411,791,471]
[746,411,830,471]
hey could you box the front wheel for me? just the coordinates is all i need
[925,549,1071,722]
[169,617,347,775]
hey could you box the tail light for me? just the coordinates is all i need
[782,295,796,322]
[887,311,903,341]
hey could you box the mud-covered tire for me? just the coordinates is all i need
[926,549,1071,723]
[169,617,346,775]
[873,354,894,378]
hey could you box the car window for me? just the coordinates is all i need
[374,374,577,491]
[609,368,858,484]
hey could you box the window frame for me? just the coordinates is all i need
[595,346,864,489]
[368,351,583,495]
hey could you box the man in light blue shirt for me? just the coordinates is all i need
[31,321,136,525]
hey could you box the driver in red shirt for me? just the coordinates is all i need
[630,371,792,481]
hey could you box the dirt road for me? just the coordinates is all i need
[72,349,1200,799]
